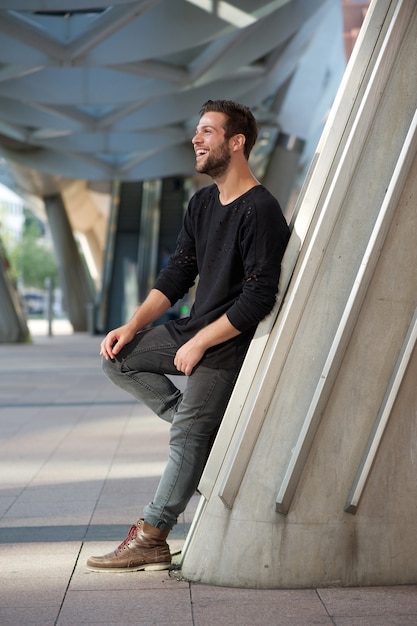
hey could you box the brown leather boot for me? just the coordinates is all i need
[86,519,171,572]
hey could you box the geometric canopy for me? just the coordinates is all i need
[0,0,345,191]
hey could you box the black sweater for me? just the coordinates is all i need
[154,184,290,369]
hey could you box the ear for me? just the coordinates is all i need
[230,133,246,153]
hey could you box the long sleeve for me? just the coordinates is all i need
[153,212,198,305]
[225,187,289,332]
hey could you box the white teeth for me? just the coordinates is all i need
[196,149,207,156]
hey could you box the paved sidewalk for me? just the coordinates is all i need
[0,324,416,625]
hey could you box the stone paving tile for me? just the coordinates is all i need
[57,588,194,625]
[318,586,417,625]
[190,586,333,625]
[0,524,87,542]
[0,606,59,626]
[334,617,417,626]
[0,543,78,625]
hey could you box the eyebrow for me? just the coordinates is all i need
[195,124,216,132]
[195,124,225,132]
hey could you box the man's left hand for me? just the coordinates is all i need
[174,339,205,376]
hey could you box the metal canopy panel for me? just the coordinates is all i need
[0,0,343,187]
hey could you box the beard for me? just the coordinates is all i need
[195,141,231,178]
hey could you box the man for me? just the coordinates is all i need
[87,100,290,572]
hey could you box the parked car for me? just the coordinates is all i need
[21,292,46,315]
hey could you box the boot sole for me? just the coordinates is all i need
[87,562,171,573]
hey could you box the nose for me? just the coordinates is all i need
[192,129,202,145]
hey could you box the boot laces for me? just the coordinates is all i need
[116,524,137,552]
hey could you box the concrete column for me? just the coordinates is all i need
[181,0,417,589]
[44,194,95,332]
[0,255,29,343]
[261,132,305,214]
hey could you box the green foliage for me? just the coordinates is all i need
[7,212,59,290]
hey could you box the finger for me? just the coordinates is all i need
[100,344,111,360]
[112,340,123,356]
[100,335,116,360]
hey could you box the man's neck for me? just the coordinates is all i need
[215,167,260,206]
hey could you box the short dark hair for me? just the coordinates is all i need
[199,99,258,159]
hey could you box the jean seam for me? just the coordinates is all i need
[122,370,177,407]
[120,341,178,406]
[155,370,222,523]
[123,341,177,363]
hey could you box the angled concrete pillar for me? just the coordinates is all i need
[44,194,95,332]
[0,252,29,343]
[262,133,305,213]
[181,0,417,588]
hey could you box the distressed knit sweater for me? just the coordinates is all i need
[153,183,290,369]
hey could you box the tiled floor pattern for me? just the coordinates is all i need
[0,324,416,625]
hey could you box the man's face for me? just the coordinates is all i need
[192,111,231,178]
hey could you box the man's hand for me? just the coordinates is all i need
[100,325,136,360]
[174,313,241,375]
[100,289,172,361]
[174,338,206,376]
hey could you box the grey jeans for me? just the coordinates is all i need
[102,324,238,530]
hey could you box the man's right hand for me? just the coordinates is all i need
[100,325,136,360]
[100,289,172,360]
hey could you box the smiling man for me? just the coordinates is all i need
[87,100,290,573]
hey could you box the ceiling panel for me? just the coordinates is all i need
[0,0,345,193]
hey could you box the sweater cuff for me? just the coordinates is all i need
[226,307,252,333]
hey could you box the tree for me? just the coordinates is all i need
[8,212,59,290]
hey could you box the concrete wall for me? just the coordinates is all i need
[181,0,417,588]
